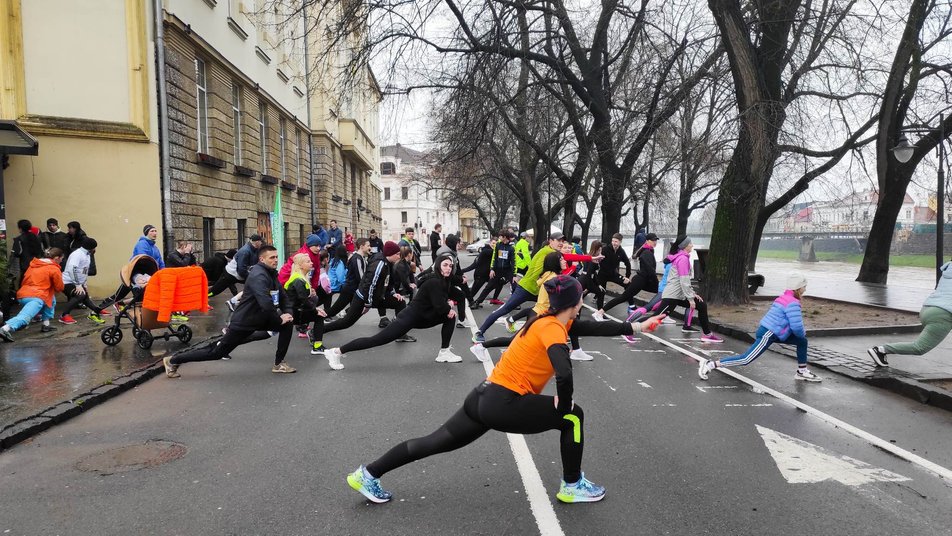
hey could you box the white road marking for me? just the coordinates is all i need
[696,385,740,393]
[637,382,653,389]
[724,403,773,407]
[467,304,565,536]
[757,425,910,485]
[585,304,952,482]
[585,350,614,361]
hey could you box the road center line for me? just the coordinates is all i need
[467,305,565,536]
[583,304,952,482]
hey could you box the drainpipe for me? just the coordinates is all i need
[153,0,173,249]
[303,10,315,224]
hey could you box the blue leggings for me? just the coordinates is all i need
[718,326,808,367]
[5,297,56,331]
[477,286,535,335]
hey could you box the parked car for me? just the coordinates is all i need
[466,238,489,254]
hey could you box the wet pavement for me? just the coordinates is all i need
[0,300,231,428]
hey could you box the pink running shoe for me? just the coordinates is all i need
[626,308,646,322]
[621,335,638,344]
[700,333,724,343]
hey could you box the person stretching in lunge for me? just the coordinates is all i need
[323,254,466,370]
[648,236,722,343]
[346,275,664,504]
[282,253,328,355]
[697,273,820,382]
[163,245,297,377]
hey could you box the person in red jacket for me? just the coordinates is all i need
[1,248,65,341]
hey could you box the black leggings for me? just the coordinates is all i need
[483,316,628,351]
[341,307,455,353]
[325,295,405,334]
[295,308,325,342]
[170,320,293,367]
[654,298,711,333]
[325,288,355,318]
[602,273,657,312]
[208,274,241,297]
[469,273,489,299]
[579,275,605,309]
[62,284,104,316]
[475,272,511,303]
[366,382,585,483]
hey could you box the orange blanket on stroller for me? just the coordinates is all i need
[142,267,209,322]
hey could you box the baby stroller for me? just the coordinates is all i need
[100,255,194,349]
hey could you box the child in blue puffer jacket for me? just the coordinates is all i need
[697,273,821,382]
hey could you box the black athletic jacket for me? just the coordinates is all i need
[598,245,631,281]
[230,262,291,330]
[356,253,395,307]
[406,275,454,323]
[462,244,492,278]
[342,253,367,292]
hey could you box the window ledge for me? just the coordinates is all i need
[196,152,226,169]
[202,0,217,8]
[227,17,248,41]
[255,46,272,65]
[280,180,297,191]
[234,164,255,177]
[297,187,310,196]
[277,69,290,84]
[260,174,279,185]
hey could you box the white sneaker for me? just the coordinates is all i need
[795,369,821,382]
[570,349,594,361]
[456,319,468,329]
[697,359,715,380]
[470,344,491,363]
[591,311,607,322]
[325,347,344,370]
[436,347,463,363]
[661,316,676,324]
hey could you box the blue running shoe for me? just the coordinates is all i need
[347,466,392,503]
[556,473,606,503]
[472,331,485,344]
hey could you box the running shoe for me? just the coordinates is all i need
[271,362,297,373]
[162,356,180,378]
[113,303,124,315]
[472,331,486,344]
[311,341,325,355]
[378,317,390,328]
[87,313,106,325]
[697,359,715,380]
[795,369,822,382]
[325,347,344,370]
[0,328,13,343]
[556,473,606,503]
[626,308,647,322]
[395,334,417,342]
[661,316,676,324]
[41,325,57,333]
[681,325,698,333]
[700,333,724,343]
[170,314,189,323]
[621,335,638,344]
[470,344,491,362]
[97,309,112,317]
[347,466,392,503]
[470,302,483,310]
[59,314,77,325]
[591,311,607,322]
[226,298,237,312]
[435,347,463,363]
[489,299,504,306]
[570,349,594,361]
[456,319,468,329]
[867,346,888,367]
[505,316,518,333]
[297,331,309,339]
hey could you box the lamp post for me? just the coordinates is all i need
[892,113,947,284]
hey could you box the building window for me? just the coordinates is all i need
[202,218,215,261]
[296,130,304,185]
[401,186,409,200]
[195,58,210,153]
[237,219,247,247]
[384,187,390,200]
[258,101,269,171]
[906,209,912,219]
[279,117,287,179]
[401,211,408,224]
[232,83,242,165]
[381,162,395,175]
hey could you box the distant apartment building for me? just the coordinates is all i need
[379,145,459,244]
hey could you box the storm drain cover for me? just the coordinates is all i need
[75,440,187,475]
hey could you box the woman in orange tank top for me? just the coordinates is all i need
[345,275,664,504]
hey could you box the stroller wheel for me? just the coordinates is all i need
[101,326,123,346]
[136,330,154,349]
[132,327,142,338]
[176,325,193,344]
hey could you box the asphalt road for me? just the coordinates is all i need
[1,299,950,535]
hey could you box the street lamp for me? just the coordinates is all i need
[892,113,947,284]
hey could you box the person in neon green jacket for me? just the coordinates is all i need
[514,232,532,276]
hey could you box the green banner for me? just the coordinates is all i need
[272,188,285,265]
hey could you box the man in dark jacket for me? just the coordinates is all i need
[398,227,422,266]
[10,220,43,288]
[597,232,631,290]
[201,249,237,292]
[367,229,384,255]
[326,220,343,252]
[474,230,516,307]
[463,237,494,304]
[166,241,197,267]
[593,233,660,320]
[164,245,297,377]
[429,223,443,263]
[40,218,69,252]
[207,235,262,300]
[323,241,406,336]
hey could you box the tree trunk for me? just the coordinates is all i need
[857,167,914,283]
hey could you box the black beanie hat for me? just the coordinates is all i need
[82,237,98,250]
[543,275,583,311]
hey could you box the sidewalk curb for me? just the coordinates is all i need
[0,335,221,451]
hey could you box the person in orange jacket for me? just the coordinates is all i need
[0,248,65,342]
